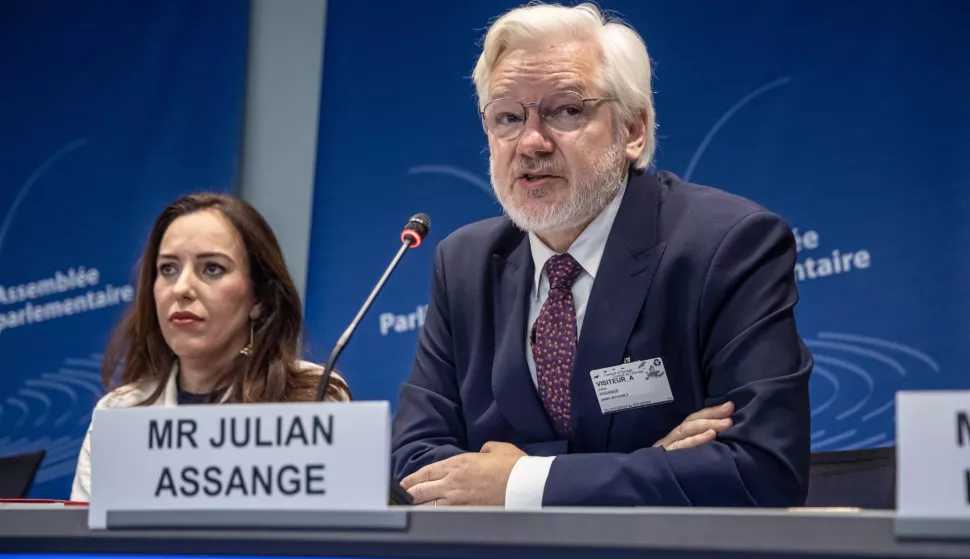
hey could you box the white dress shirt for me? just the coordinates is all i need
[504,177,628,509]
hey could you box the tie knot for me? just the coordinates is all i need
[544,253,583,291]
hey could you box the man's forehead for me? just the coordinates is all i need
[488,78,591,101]
[487,40,600,100]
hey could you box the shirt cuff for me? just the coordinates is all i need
[504,455,555,510]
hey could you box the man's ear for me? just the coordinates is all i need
[624,109,648,163]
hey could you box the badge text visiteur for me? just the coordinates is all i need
[896,391,970,532]
[88,401,391,529]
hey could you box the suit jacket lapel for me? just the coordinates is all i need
[571,170,667,453]
[491,234,557,442]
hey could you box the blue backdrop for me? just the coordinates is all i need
[305,0,970,453]
[0,0,250,498]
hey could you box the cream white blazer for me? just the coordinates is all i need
[70,361,349,501]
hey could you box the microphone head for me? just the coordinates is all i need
[401,213,431,247]
[406,213,431,236]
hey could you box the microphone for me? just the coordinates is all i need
[315,213,431,402]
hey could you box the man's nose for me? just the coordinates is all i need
[515,112,555,158]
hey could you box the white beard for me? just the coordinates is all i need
[490,142,627,234]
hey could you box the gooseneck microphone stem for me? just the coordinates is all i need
[315,238,415,401]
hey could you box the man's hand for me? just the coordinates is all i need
[653,401,735,451]
[401,442,526,506]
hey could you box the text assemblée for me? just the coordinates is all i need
[0,266,134,336]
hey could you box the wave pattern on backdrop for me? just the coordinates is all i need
[305,0,970,452]
[0,0,250,498]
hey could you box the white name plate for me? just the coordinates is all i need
[88,401,390,529]
[896,391,970,540]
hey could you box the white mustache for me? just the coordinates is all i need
[516,159,568,176]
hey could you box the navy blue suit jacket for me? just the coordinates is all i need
[391,169,812,507]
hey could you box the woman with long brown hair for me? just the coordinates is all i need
[71,193,349,501]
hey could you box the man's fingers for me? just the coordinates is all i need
[666,429,717,451]
[654,418,731,449]
[399,467,425,490]
[684,417,733,435]
[400,462,446,490]
[684,401,734,422]
[653,410,734,449]
[671,418,730,443]
[406,479,448,505]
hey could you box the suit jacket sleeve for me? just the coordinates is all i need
[543,211,813,507]
[391,243,467,481]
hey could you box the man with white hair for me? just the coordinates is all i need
[392,3,812,508]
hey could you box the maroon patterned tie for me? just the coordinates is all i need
[530,253,584,438]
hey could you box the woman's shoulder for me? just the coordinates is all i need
[294,360,350,402]
[95,379,160,409]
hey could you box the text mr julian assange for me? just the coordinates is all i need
[148,414,334,498]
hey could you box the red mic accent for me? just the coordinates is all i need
[401,229,423,247]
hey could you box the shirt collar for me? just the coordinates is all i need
[529,174,628,300]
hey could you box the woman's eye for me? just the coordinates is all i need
[203,263,226,277]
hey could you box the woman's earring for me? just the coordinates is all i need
[240,320,254,356]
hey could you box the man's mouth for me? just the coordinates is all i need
[521,173,556,182]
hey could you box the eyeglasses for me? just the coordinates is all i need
[480,90,615,139]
